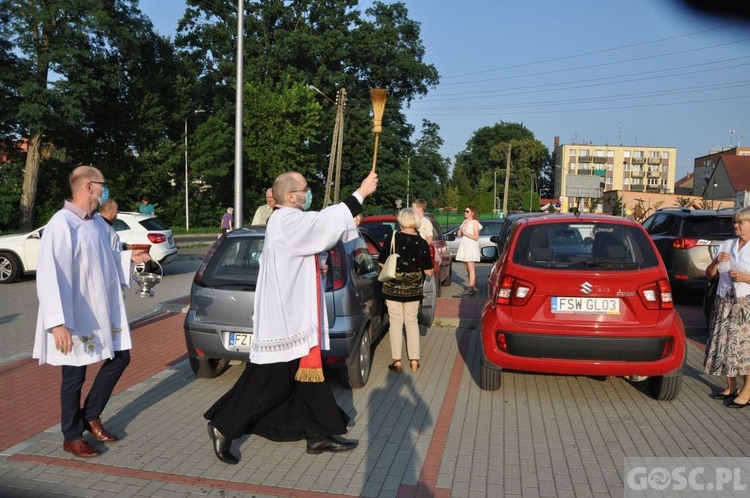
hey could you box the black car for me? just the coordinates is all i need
[641,207,734,302]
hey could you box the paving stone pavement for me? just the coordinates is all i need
[2,298,750,497]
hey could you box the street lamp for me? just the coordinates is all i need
[184,109,205,231]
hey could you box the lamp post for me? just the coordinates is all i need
[407,156,412,206]
[712,181,718,209]
[184,109,205,231]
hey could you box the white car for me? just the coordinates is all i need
[0,226,43,283]
[0,212,177,283]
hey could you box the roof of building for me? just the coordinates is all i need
[722,155,750,192]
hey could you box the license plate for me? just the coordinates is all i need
[228,332,252,347]
[551,297,620,315]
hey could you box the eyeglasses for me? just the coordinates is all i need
[90,181,108,189]
[290,186,310,193]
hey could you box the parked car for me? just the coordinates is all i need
[113,212,178,272]
[641,207,735,302]
[184,226,402,389]
[0,226,44,283]
[444,219,504,261]
[480,213,686,400]
[0,212,177,283]
[359,213,452,290]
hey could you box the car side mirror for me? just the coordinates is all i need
[489,235,499,243]
[445,233,456,241]
[482,246,498,261]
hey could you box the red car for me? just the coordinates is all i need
[480,213,686,400]
[360,214,453,291]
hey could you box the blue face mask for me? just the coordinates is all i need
[301,189,313,211]
[96,186,110,205]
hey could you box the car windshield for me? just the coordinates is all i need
[201,237,265,288]
[682,217,734,239]
[513,222,659,270]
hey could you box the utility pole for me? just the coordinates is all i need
[323,88,346,207]
[502,144,512,216]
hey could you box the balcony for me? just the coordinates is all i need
[631,157,646,164]
[593,156,607,164]
[579,155,593,162]
[592,168,607,176]
[647,170,661,177]
[646,185,661,192]
[629,184,646,191]
[647,157,662,165]
[630,171,645,178]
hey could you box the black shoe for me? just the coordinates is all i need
[709,390,739,400]
[306,435,358,455]
[728,398,750,409]
[207,421,239,464]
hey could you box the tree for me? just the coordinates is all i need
[1,0,177,229]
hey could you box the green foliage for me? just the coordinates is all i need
[675,196,693,207]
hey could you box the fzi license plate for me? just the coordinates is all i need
[228,332,253,348]
[551,297,620,315]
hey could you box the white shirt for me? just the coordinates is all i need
[33,208,134,366]
[716,238,750,299]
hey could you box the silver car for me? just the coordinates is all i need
[184,227,389,388]
[445,219,504,261]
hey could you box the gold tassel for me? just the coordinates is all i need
[295,367,325,383]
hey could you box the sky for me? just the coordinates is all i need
[139,0,750,180]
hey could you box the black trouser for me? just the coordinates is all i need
[60,350,131,441]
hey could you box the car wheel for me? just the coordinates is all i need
[647,374,683,401]
[479,359,501,391]
[0,252,21,284]
[188,356,230,378]
[344,325,372,389]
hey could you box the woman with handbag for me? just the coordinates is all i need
[378,208,434,373]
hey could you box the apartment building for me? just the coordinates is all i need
[552,137,677,212]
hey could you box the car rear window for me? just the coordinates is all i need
[513,222,659,270]
[682,217,734,239]
[201,237,265,288]
[140,217,171,231]
[359,221,399,242]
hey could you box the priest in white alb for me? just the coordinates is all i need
[33,166,151,458]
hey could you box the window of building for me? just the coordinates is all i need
[580,163,590,170]
[624,163,630,171]
[662,165,668,173]
[595,150,605,157]
[632,164,642,172]
[606,177,613,185]
[569,149,577,156]
[633,150,644,158]
[649,151,660,158]
[579,149,589,156]
[607,150,615,157]
[624,150,631,158]
[624,178,630,185]
[648,178,659,186]
[662,151,670,159]
[607,164,613,171]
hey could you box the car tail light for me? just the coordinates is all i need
[193,245,220,286]
[148,233,167,244]
[327,248,346,291]
[638,278,673,310]
[672,237,709,250]
[496,274,534,306]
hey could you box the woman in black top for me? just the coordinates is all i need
[378,208,434,373]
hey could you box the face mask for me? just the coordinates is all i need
[96,186,110,205]
[301,189,313,211]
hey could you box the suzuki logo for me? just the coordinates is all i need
[580,282,593,295]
